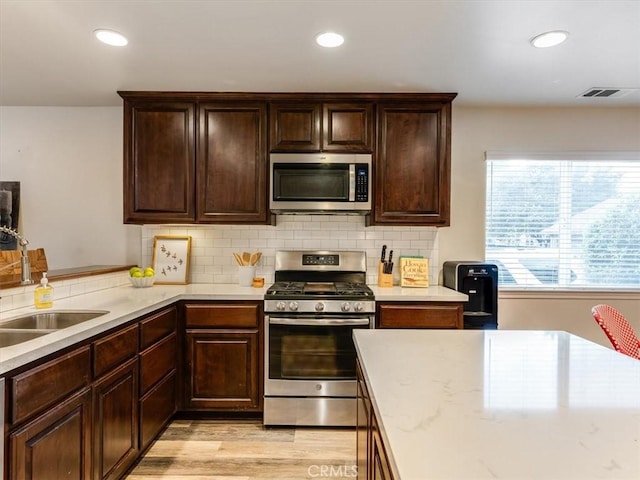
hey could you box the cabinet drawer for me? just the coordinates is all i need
[139,370,177,450]
[377,303,463,329]
[11,346,91,425]
[140,306,177,350]
[185,303,260,328]
[140,333,177,395]
[93,323,139,378]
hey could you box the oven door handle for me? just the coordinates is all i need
[268,317,371,327]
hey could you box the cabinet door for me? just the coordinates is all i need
[269,103,321,152]
[372,415,395,480]
[9,388,92,480]
[92,358,139,480]
[185,330,261,411]
[377,302,463,329]
[139,370,177,451]
[356,360,371,480]
[123,100,196,223]
[374,102,452,225]
[197,102,268,223]
[323,103,374,152]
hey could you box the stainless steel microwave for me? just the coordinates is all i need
[270,153,372,214]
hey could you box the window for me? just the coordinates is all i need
[485,152,640,290]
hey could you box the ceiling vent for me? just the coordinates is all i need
[578,88,637,98]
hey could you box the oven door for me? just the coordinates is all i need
[265,315,372,397]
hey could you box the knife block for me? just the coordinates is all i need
[377,262,393,287]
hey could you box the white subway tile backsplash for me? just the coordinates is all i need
[0,271,130,315]
[140,216,440,286]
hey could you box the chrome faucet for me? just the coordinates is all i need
[0,226,33,285]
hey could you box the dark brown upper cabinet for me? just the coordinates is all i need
[120,93,269,224]
[269,101,374,153]
[197,102,267,223]
[373,97,455,226]
[120,92,455,226]
[122,99,196,223]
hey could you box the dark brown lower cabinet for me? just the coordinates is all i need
[372,417,394,480]
[139,325,178,451]
[92,357,139,480]
[139,370,177,450]
[182,302,263,412]
[376,301,463,329]
[9,387,92,480]
[356,361,371,480]
[185,330,260,410]
[357,359,395,480]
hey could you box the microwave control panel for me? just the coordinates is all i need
[355,164,369,202]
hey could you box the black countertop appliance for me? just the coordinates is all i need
[443,261,498,329]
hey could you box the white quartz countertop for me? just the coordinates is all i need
[1,282,465,375]
[369,285,467,302]
[0,283,267,374]
[354,329,640,480]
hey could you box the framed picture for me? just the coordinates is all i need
[152,235,191,284]
[0,181,20,250]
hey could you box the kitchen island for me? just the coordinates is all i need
[354,329,640,480]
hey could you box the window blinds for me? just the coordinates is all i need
[485,152,640,289]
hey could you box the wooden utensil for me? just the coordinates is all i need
[250,252,261,266]
[233,252,244,266]
[242,252,251,266]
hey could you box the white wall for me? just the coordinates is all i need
[0,107,140,269]
[444,106,640,343]
[443,106,640,263]
[1,104,639,348]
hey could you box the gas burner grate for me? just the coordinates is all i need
[334,282,374,296]
[266,282,305,295]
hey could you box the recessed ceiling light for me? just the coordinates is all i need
[530,30,569,48]
[315,32,344,48]
[94,29,128,47]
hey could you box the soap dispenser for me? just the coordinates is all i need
[34,272,54,309]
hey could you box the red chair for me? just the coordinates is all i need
[591,304,640,360]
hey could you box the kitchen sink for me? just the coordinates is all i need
[0,330,51,348]
[0,310,110,330]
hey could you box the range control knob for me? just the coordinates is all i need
[354,302,364,312]
[289,301,299,311]
[315,302,325,312]
[341,302,351,312]
[276,301,286,311]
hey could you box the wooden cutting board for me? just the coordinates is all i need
[0,248,48,275]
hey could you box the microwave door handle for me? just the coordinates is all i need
[269,317,370,327]
[349,164,355,202]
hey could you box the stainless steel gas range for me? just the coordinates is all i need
[263,250,375,427]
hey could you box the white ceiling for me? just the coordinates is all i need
[1,0,639,107]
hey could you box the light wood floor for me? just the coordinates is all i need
[125,419,357,480]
